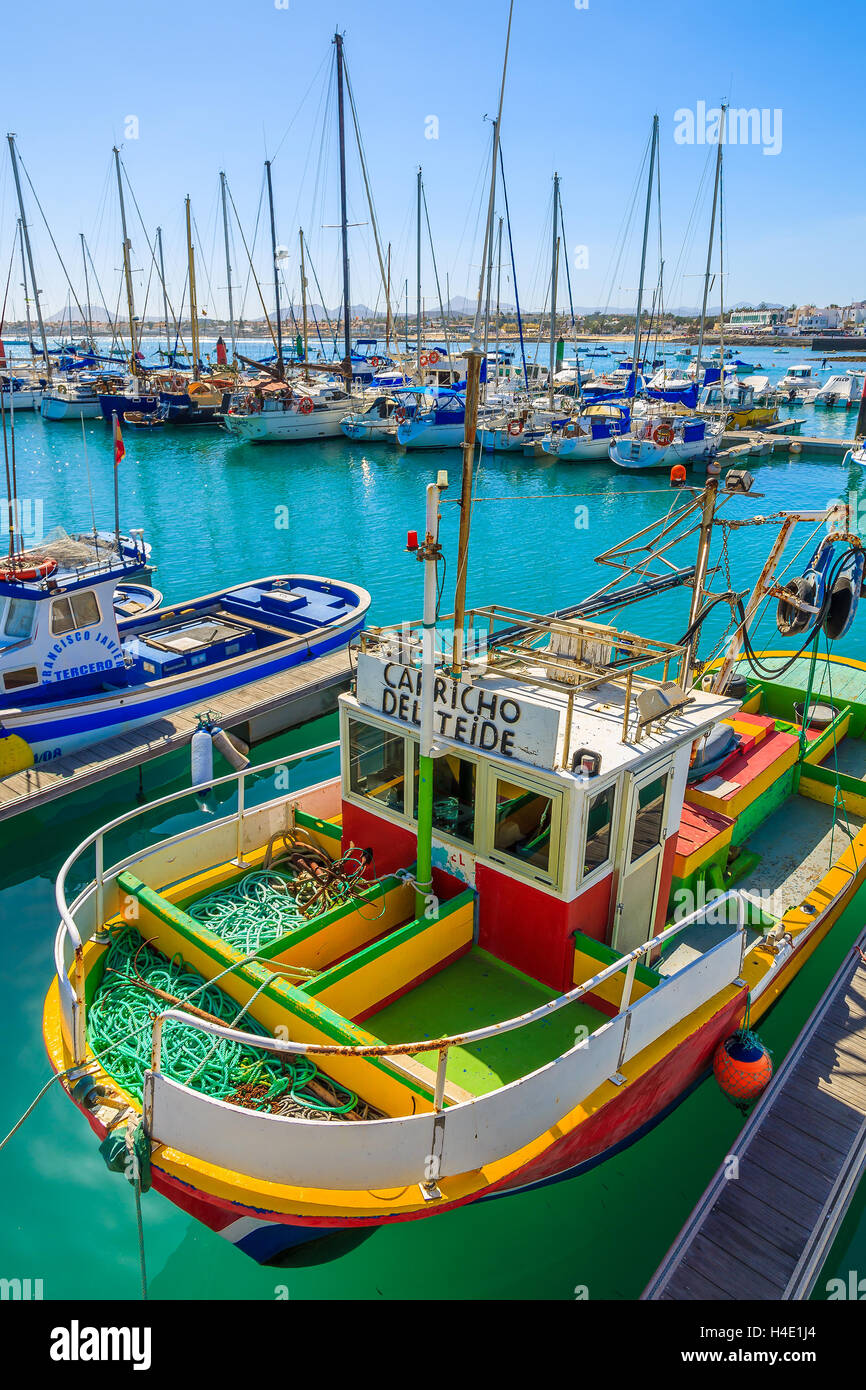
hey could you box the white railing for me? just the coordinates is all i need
[139,892,748,1190]
[53,739,341,1063]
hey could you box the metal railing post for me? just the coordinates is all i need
[433,1047,448,1112]
[234,770,245,866]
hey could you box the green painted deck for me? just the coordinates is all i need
[367,947,608,1096]
[733,654,866,733]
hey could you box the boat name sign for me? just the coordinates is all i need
[356,653,560,769]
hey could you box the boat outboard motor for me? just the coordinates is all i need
[822,548,864,641]
[776,539,834,637]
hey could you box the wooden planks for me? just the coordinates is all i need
[643,927,866,1301]
[0,647,352,823]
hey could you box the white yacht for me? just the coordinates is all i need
[776,364,823,397]
[40,378,103,420]
[222,380,354,443]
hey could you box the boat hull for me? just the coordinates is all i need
[40,395,102,421]
[222,408,347,443]
[0,578,369,763]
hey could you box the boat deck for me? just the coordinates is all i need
[643,926,866,1301]
[367,947,608,1096]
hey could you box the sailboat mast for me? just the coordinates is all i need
[113,146,138,373]
[549,172,559,408]
[8,136,51,380]
[631,115,658,396]
[220,172,237,364]
[17,220,34,355]
[416,167,422,363]
[454,0,514,671]
[185,197,200,381]
[80,233,94,347]
[334,31,353,391]
[156,227,170,356]
[299,228,310,381]
[264,159,284,379]
[385,242,392,354]
[695,104,726,383]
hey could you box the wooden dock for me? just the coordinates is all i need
[643,927,866,1301]
[719,425,854,464]
[0,646,353,824]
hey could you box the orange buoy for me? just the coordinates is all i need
[713,1029,773,1105]
[670,463,687,486]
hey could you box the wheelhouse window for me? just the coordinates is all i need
[50,590,101,636]
[3,597,36,640]
[347,717,406,814]
[493,776,556,873]
[581,784,616,879]
[412,745,477,846]
[630,772,668,863]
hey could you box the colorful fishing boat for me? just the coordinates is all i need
[43,472,866,1264]
[0,548,369,768]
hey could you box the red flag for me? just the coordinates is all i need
[113,413,125,467]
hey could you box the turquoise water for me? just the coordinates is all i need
[2,342,866,1299]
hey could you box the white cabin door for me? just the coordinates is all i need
[611,762,672,955]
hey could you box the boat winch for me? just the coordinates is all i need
[776,536,864,640]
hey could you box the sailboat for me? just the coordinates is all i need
[222,41,357,445]
[610,114,724,472]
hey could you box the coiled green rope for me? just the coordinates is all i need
[87,926,358,1116]
[186,869,307,953]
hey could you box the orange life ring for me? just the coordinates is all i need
[653,423,674,446]
[0,555,57,582]
[507,418,523,437]
[428,349,440,365]
[371,356,381,369]
[419,351,431,368]
[394,406,407,424]
[298,396,314,415]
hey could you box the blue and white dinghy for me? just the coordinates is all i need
[0,545,370,768]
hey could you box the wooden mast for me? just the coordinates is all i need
[185,197,200,381]
[113,146,139,375]
[8,136,51,381]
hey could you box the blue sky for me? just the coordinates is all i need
[0,0,862,324]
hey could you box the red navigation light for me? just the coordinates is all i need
[406,530,419,552]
